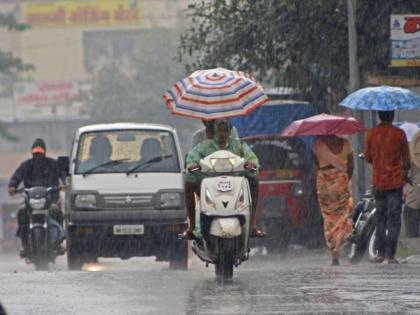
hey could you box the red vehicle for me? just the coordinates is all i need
[231,99,323,251]
[245,136,320,251]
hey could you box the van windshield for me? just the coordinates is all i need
[75,130,180,174]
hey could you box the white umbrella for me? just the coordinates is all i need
[398,121,420,142]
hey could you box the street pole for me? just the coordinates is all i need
[346,0,365,202]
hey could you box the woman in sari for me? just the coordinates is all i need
[312,135,354,265]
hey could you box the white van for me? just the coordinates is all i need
[60,123,187,270]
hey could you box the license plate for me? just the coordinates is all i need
[113,225,144,235]
[216,178,233,192]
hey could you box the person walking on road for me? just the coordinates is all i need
[364,110,411,264]
[313,135,354,266]
[403,129,420,238]
[403,162,420,237]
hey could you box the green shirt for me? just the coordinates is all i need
[185,138,259,182]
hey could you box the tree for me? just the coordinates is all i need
[0,12,32,140]
[178,0,420,112]
[84,63,141,120]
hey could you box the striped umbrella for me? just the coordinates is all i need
[163,67,269,120]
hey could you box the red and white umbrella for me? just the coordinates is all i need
[280,114,365,136]
[163,67,269,120]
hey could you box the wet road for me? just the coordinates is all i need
[1,248,420,315]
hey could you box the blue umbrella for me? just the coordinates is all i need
[339,85,420,111]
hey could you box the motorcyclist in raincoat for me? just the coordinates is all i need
[8,138,65,257]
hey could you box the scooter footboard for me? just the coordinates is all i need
[210,217,242,238]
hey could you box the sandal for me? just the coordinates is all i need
[251,228,266,238]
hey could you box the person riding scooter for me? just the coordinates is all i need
[7,138,65,257]
[191,119,239,149]
[180,119,265,239]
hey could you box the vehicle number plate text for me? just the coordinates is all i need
[113,225,144,235]
[216,179,233,192]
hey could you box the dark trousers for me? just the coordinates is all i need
[374,188,403,258]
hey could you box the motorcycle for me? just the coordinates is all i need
[347,189,377,264]
[189,150,253,280]
[348,154,413,264]
[18,186,65,270]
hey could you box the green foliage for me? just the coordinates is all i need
[179,0,420,112]
[0,12,30,31]
[85,64,140,120]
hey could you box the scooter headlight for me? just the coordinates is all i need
[29,198,46,210]
[205,189,215,209]
[235,188,246,211]
[210,158,217,167]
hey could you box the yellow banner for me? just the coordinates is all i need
[391,60,420,67]
[23,0,141,28]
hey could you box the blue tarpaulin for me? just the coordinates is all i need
[230,100,318,138]
[230,100,318,166]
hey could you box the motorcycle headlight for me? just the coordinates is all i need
[29,198,46,210]
[235,188,246,211]
[74,194,97,209]
[205,189,215,209]
[157,192,183,209]
[291,184,304,197]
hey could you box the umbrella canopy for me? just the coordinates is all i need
[280,114,364,137]
[163,67,269,120]
[339,85,420,111]
[397,121,420,142]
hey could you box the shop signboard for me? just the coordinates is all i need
[390,15,420,67]
[13,81,85,120]
[23,0,142,28]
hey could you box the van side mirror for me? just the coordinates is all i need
[57,156,70,177]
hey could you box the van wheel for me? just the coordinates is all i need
[169,240,188,270]
[67,235,84,271]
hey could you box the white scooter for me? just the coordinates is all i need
[190,150,253,280]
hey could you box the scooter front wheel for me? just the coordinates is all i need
[215,253,234,280]
[214,238,238,280]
